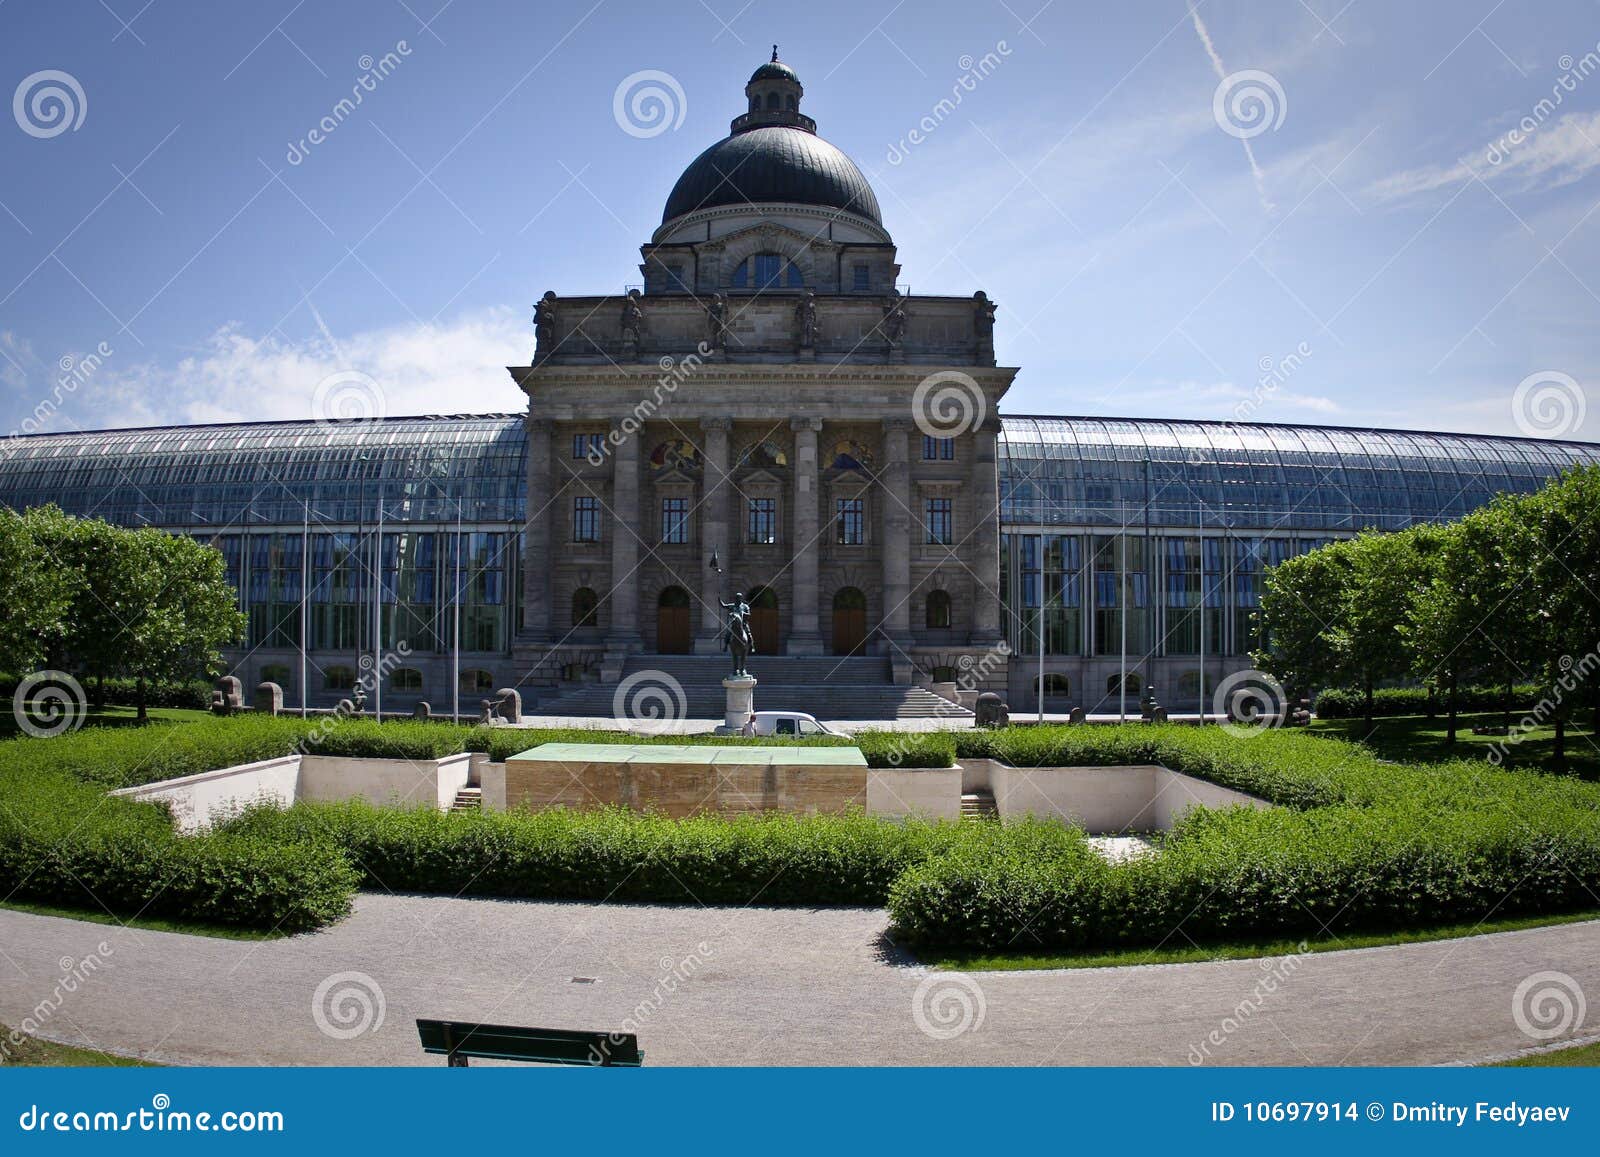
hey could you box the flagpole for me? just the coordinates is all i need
[300,499,309,718]
[452,501,462,725]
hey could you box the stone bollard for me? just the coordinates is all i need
[253,681,284,716]
[212,676,243,716]
[974,692,1009,728]
[494,687,522,724]
[478,699,497,726]
[1068,706,1085,725]
[335,698,356,716]
[412,701,431,720]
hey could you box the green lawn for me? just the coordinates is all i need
[1,1026,153,1067]
[1492,1040,1600,1067]
[1309,711,1599,779]
[0,703,211,738]
[920,909,1600,972]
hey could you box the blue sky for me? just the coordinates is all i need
[2,0,1598,441]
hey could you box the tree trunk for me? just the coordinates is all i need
[1553,715,1567,768]
[1425,684,1437,720]
[1503,674,1513,732]
[1363,676,1375,734]
[135,674,148,723]
[1445,674,1458,745]
[91,671,105,709]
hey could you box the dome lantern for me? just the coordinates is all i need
[734,46,814,134]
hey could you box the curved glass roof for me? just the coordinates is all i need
[0,412,1594,535]
[0,415,527,528]
[998,415,1600,531]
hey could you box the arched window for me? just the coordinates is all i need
[1106,672,1141,696]
[1177,670,1203,698]
[649,439,700,469]
[829,439,873,471]
[261,663,292,688]
[572,587,599,628]
[460,668,494,693]
[786,93,797,110]
[324,666,355,691]
[730,253,804,290]
[736,440,788,469]
[392,668,423,691]
[925,590,952,629]
[1035,674,1071,697]
[765,92,780,110]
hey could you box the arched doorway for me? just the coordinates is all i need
[657,586,691,653]
[748,585,780,655]
[831,587,867,655]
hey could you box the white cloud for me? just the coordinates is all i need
[20,306,529,434]
[1368,110,1600,204]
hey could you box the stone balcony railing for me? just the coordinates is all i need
[530,292,998,367]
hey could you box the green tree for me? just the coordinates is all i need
[1403,511,1504,743]
[1253,539,1352,706]
[0,506,74,675]
[116,528,246,720]
[1331,529,1438,731]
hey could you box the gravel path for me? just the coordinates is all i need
[2,898,1596,1066]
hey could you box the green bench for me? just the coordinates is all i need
[415,1019,643,1067]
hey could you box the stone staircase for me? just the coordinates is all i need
[960,790,998,821]
[450,787,482,813]
[529,655,973,722]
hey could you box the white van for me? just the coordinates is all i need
[747,711,844,737]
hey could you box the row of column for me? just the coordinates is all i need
[518,413,1004,654]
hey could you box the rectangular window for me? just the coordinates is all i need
[571,432,604,459]
[572,496,600,542]
[924,497,953,545]
[922,435,954,460]
[747,497,776,544]
[661,496,688,544]
[852,263,870,291]
[836,497,864,545]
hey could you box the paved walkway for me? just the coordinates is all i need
[2,898,1595,1066]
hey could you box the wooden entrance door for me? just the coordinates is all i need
[657,587,691,653]
[831,587,867,655]
[749,586,780,655]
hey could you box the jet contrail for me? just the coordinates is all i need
[1189,3,1275,213]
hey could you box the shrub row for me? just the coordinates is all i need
[0,674,214,710]
[1312,684,1543,719]
[886,729,1600,951]
[0,769,356,932]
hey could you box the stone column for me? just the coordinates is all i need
[607,421,641,651]
[519,416,553,641]
[970,417,1003,644]
[695,417,732,653]
[786,416,824,654]
[880,417,912,651]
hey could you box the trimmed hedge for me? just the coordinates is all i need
[218,802,1047,907]
[1312,684,1543,719]
[0,674,213,710]
[886,726,1600,951]
[0,770,356,932]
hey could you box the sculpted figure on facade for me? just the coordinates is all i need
[533,291,558,360]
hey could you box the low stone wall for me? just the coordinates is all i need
[112,752,475,832]
[866,768,962,821]
[980,761,1268,832]
[299,753,472,811]
[110,755,300,835]
[503,743,869,818]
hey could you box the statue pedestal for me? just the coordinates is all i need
[714,674,757,735]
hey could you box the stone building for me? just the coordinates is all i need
[512,53,1016,691]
